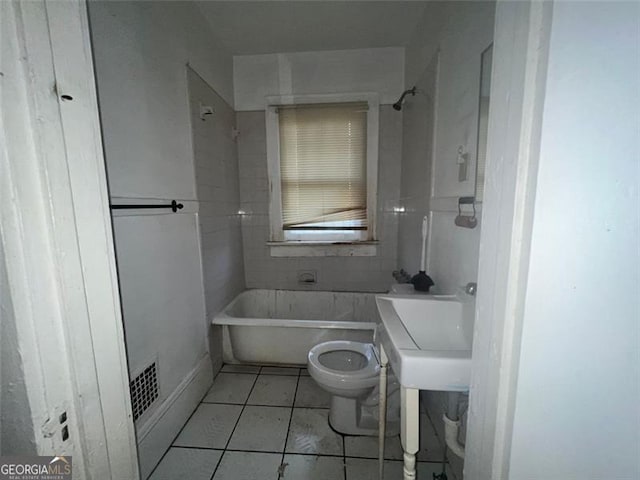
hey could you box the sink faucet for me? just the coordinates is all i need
[464,282,477,296]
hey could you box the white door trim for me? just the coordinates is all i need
[1,1,138,478]
[464,1,553,479]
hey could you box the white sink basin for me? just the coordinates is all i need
[375,293,474,391]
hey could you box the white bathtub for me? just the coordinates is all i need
[212,289,379,365]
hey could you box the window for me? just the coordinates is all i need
[266,94,379,249]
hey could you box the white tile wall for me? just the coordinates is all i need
[237,106,402,293]
[188,68,246,365]
[397,55,438,276]
[401,4,496,479]
[400,2,494,296]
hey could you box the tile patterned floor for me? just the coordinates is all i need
[149,364,455,480]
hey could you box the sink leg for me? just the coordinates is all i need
[378,345,389,480]
[401,386,419,480]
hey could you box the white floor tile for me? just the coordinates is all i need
[300,368,311,376]
[261,366,300,376]
[282,454,345,480]
[173,403,242,449]
[149,447,222,480]
[286,408,343,456]
[213,451,282,480]
[247,375,297,406]
[294,377,331,408]
[344,434,404,460]
[221,364,261,374]
[345,458,443,480]
[227,405,291,452]
[203,373,257,404]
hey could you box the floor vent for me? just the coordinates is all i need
[130,362,159,421]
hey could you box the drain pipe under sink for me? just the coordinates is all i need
[443,392,465,458]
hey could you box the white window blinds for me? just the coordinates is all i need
[278,102,368,230]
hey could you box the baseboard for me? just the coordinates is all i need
[136,354,214,479]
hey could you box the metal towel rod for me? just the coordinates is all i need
[110,200,184,213]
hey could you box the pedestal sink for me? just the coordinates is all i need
[374,291,475,480]
[375,293,474,391]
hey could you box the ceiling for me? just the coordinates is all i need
[196,1,430,56]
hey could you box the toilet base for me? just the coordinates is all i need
[329,395,400,437]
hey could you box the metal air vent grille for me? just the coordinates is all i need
[130,362,159,421]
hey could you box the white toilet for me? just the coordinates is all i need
[307,340,400,436]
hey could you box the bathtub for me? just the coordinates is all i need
[212,289,380,365]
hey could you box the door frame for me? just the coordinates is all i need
[1,1,138,478]
[464,1,553,479]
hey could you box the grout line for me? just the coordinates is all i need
[170,444,442,462]
[171,445,224,452]
[207,451,224,480]
[202,399,328,409]
[208,371,261,480]
[219,370,261,375]
[147,370,225,479]
[277,367,302,480]
[173,444,348,458]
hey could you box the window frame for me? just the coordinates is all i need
[265,93,379,245]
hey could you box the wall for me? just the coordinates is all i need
[187,67,246,363]
[89,2,235,476]
[397,55,437,275]
[235,47,403,293]
[400,3,495,478]
[404,1,495,295]
[0,244,37,455]
[508,2,639,478]
[237,106,401,293]
[89,1,234,200]
[234,47,404,111]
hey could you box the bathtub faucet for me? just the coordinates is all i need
[392,269,412,284]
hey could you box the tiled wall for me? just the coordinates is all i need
[237,106,402,293]
[405,1,495,296]
[188,68,246,351]
[397,55,438,276]
[401,2,496,477]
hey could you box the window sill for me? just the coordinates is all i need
[267,241,378,257]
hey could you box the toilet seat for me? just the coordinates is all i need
[308,340,380,390]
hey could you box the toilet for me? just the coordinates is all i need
[307,340,400,436]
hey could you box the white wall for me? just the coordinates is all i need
[397,54,437,275]
[401,3,495,477]
[404,1,495,295]
[233,47,404,111]
[235,47,403,293]
[89,1,234,200]
[237,107,402,292]
[508,2,640,478]
[89,2,235,476]
[188,67,246,364]
[0,244,37,455]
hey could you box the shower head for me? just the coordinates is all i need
[392,86,417,111]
